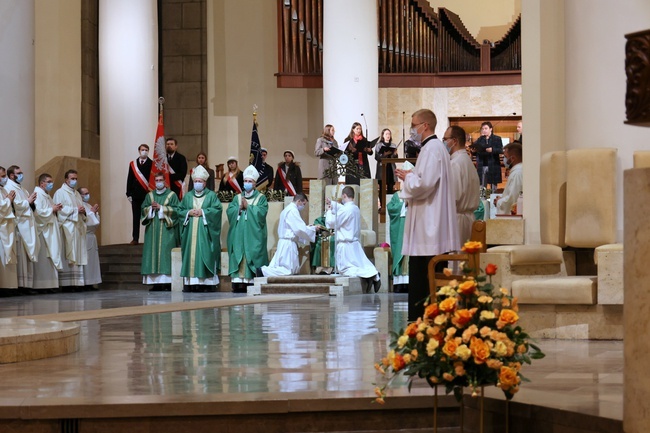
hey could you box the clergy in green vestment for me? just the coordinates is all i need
[386,192,409,292]
[141,172,180,291]
[179,165,222,292]
[227,165,269,293]
[310,215,335,272]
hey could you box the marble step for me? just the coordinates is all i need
[255,283,332,294]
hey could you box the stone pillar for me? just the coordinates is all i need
[624,167,650,433]
[359,178,378,233]
[323,0,378,176]
[0,0,35,189]
[99,0,158,245]
[309,179,325,224]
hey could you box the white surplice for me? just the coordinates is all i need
[450,150,480,245]
[401,136,459,256]
[261,202,315,277]
[497,163,523,215]
[325,200,378,279]
[54,183,87,286]
[82,202,102,286]
[33,186,62,289]
[5,179,39,288]
[0,186,18,289]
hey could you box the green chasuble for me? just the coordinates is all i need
[226,190,269,279]
[179,189,222,278]
[386,193,408,277]
[140,189,180,275]
[310,215,335,269]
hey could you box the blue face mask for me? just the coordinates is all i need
[503,156,511,169]
[193,182,205,192]
[68,179,77,188]
[155,181,165,190]
[243,182,254,192]
[409,124,424,146]
[0,177,6,187]
[82,194,90,203]
[443,139,453,154]
[16,173,24,184]
[45,182,54,192]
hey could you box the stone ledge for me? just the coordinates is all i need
[512,276,597,305]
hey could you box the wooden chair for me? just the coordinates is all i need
[427,220,487,296]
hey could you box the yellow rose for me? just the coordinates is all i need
[478,295,493,304]
[499,309,519,325]
[427,326,441,337]
[446,327,457,337]
[416,332,425,342]
[502,297,511,307]
[426,338,440,356]
[443,339,459,357]
[480,310,496,321]
[403,354,412,364]
[397,335,409,348]
[486,359,503,370]
[449,279,459,288]
[437,285,457,297]
[443,267,453,277]
[418,322,427,332]
[434,314,448,325]
[479,326,491,338]
[411,349,419,361]
[500,287,509,295]
[455,344,471,361]
[493,340,508,357]
[462,324,478,342]
[439,297,458,313]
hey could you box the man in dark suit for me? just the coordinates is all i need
[256,148,274,192]
[126,144,153,245]
[472,121,503,192]
[165,137,188,199]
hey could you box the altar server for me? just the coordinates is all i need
[33,173,63,292]
[79,186,102,289]
[0,167,18,291]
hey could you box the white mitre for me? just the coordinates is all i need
[243,165,260,182]
[192,165,209,181]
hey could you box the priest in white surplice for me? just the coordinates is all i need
[445,125,480,245]
[79,186,102,288]
[395,109,459,321]
[53,169,87,288]
[33,173,63,292]
[0,167,18,291]
[5,165,39,290]
[325,186,381,293]
[261,193,315,277]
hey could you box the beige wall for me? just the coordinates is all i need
[207,0,323,180]
[429,0,521,43]
[34,0,82,169]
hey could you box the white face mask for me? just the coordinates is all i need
[296,203,305,212]
[193,182,205,192]
[155,181,165,190]
[140,150,148,158]
[82,194,90,203]
[409,124,424,146]
[503,156,511,169]
[0,177,8,187]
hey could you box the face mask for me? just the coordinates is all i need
[409,125,423,146]
[193,182,205,192]
[0,177,7,187]
[140,150,148,158]
[443,139,453,154]
[155,181,165,190]
[503,157,511,169]
[82,194,90,203]
[243,182,254,192]
[68,179,77,188]
[296,204,305,212]
[45,182,54,192]
[15,173,24,184]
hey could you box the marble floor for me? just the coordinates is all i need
[0,290,623,423]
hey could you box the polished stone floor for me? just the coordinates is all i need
[0,290,623,421]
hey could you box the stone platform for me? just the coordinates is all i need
[0,317,79,363]
[248,274,363,296]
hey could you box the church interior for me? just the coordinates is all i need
[1,0,650,432]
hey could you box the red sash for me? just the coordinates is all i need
[278,166,296,196]
[227,174,242,194]
[130,160,150,192]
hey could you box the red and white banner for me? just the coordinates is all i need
[130,160,150,192]
[149,113,182,198]
[277,167,296,196]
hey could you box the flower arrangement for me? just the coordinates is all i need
[374,241,545,404]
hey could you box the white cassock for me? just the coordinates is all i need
[54,183,87,286]
[5,179,39,288]
[33,186,63,290]
[82,202,102,286]
[325,201,378,279]
[497,163,523,215]
[261,202,315,277]
[401,136,459,256]
[450,150,480,245]
[0,186,18,289]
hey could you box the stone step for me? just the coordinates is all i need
[256,283,332,294]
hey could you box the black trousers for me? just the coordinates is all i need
[131,198,144,242]
[408,255,433,322]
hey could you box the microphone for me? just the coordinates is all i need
[361,113,368,138]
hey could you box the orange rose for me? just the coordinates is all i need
[452,309,474,327]
[457,280,478,296]
[498,366,520,390]
[461,241,483,253]
[405,322,418,338]
[424,304,439,320]
[499,309,519,325]
[485,263,498,275]
[469,337,491,364]
[439,297,458,313]
[392,353,406,372]
[442,339,459,357]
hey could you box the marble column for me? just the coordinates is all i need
[323,0,378,177]
[624,167,650,433]
[0,0,35,189]
[99,0,158,245]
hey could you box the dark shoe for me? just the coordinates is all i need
[182,285,193,293]
[373,275,381,293]
[149,284,164,292]
[255,268,264,278]
[163,284,172,292]
[129,240,139,245]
